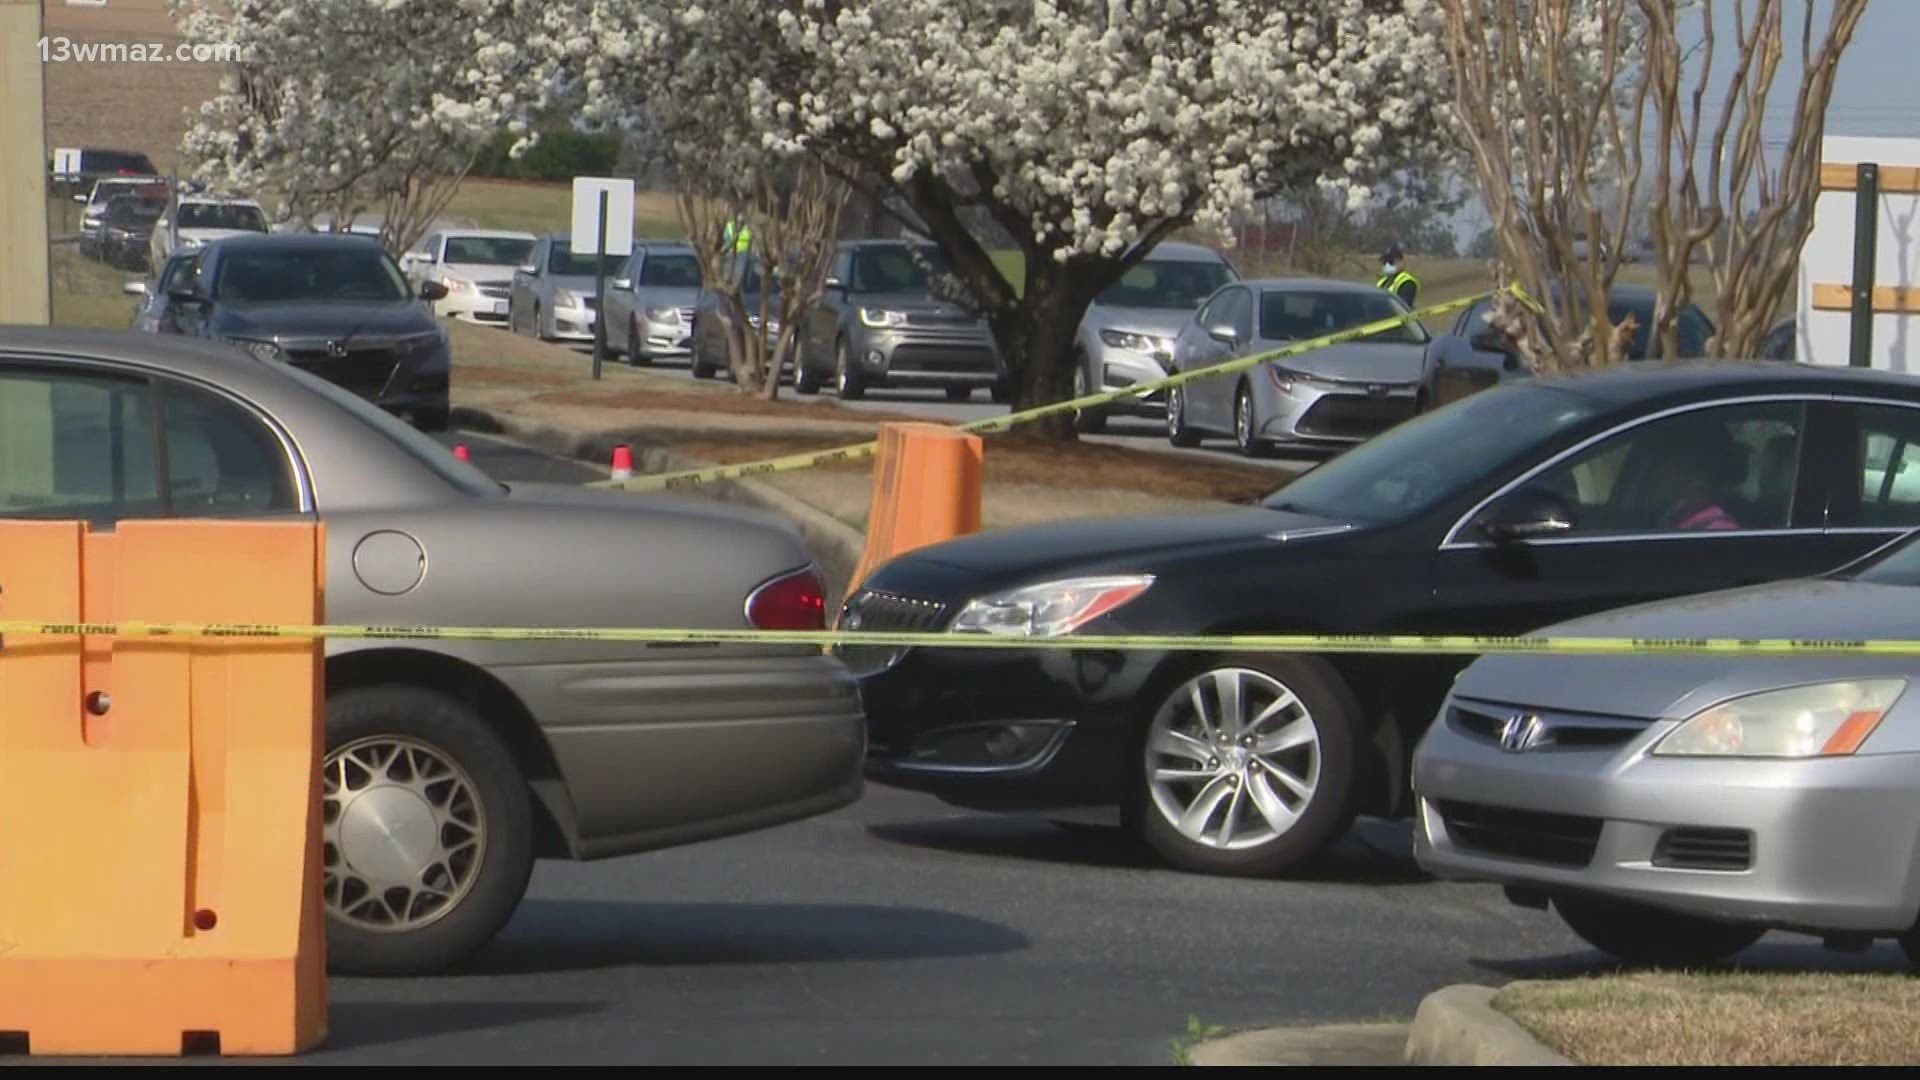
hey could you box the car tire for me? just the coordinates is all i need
[321,684,536,977]
[1554,896,1765,967]
[1166,387,1201,448]
[836,338,867,400]
[1234,382,1269,458]
[627,317,651,366]
[795,358,822,395]
[1072,361,1108,434]
[945,386,973,402]
[990,377,1013,405]
[1133,654,1361,878]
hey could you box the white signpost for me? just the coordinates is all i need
[570,177,636,380]
[1797,136,1920,374]
[52,147,81,181]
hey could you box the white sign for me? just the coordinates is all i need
[570,177,635,258]
[1798,136,1920,374]
[52,147,82,178]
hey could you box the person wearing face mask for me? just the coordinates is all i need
[1376,244,1419,308]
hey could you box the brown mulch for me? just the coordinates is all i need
[456,367,574,389]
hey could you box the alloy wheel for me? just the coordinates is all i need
[323,735,486,933]
[1236,388,1254,449]
[1144,668,1321,850]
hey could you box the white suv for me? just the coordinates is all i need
[150,195,270,267]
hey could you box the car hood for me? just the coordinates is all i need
[438,264,517,286]
[1454,578,1920,720]
[547,275,602,294]
[853,293,982,319]
[177,227,262,243]
[633,286,703,307]
[1083,305,1195,338]
[212,301,435,339]
[866,506,1353,594]
[1273,341,1428,385]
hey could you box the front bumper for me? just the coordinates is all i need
[636,315,694,358]
[1265,382,1421,445]
[552,305,597,342]
[1088,342,1174,414]
[437,289,514,325]
[1412,706,1920,933]
[855,327,1003,387]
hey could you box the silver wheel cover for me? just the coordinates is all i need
[1145,668,1321,850]
[323,736,486,932]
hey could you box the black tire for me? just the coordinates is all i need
[795,357,822,395]
[1072,360,1108,434]
[945,386,974,402]
[626,317,652,366]
[321,685,536,977]
[1554,896,1764,967]
[835,338,867,400]
[1166,387,1201,448]
[1133,654,1361,877]
[990,378,1013,405]
[1234,383,1270,458]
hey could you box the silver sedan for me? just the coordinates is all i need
[1412,545,1920,968]
[1166,277,1431,457]
[0,327,865,977]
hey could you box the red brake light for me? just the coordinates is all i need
[746,567,827,630]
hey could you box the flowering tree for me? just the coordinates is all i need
[542,0,1450,435]
[1444,0,1870,371]
[169,0,561,255]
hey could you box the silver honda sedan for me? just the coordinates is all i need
[0,327,864,978]
[1166,278,1431,456]
[1413,539,1920,968]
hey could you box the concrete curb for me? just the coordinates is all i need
[1402,984,1573,1066]
[450,405,868,605]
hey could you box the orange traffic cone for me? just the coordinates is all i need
[610,444,634,482]
[452,444,471,462]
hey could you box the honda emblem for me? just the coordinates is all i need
[1498,713,1547,753]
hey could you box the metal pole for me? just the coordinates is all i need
[592,189,608,380]
[1850,162,1879,369]
[1,0,52,325]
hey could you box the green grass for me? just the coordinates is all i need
[441,179,683,237]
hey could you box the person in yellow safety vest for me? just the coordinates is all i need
[1377,244,1419,308]
[723,218,752,253]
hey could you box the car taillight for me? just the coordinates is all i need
[746,567,827,630]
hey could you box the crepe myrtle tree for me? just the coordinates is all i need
[169,0,565,255]
[547,0,1451,437]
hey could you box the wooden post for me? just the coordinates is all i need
[0,0,52,325]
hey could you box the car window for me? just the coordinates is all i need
[1194,291,1227,330]
[1265,383,1604,525]
[1678,307,1716,357]
[446,235,534,266]
[177,202,268,232]
[1456,301,1492,339]
[850,246,947,293]
[547,242,624,277]
[1230,289,1253,342]
[0,368,161,524]
[1843,404,1920,528]
[159,383,299,517]
[1474,402,1806,537]
[1094,259,1236,310]
[1259,288,1429,345]
[215,246,411,304]
[638,253,702,288]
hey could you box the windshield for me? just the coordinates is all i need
[445,235,534,266]
[548,244,625,276]
[270,361,502,498]
[1261,289,1430,346]
[850,246,948,294]
[177,203,267,232]
[214,247,412,304]
[1095,259,1236,309]
[91,180,164,208]
[639,253,702,287]
[1263,384,1602,524]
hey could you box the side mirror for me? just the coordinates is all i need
[613,277,633,290]
[124,281,147,296]
[421,280,449,301]
[1480,487,1576,543]
[1470,330,1515,357]
[167,287,205,306]
[73,193,87,204]
[824,276,846,293]
[1206,319,1238,346]
[517,264,536,275]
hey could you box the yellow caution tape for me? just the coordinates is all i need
[0,620,1902,657]
[596,287,1513,492]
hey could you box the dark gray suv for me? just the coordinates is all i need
[796,239,1008,401]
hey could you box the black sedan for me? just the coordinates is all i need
[164,234,453,431]
[844,360,1920,878]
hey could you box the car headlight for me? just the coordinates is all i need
[177,236,201,249]
[949,575,1155,638]
[230,337,282,362]
[558,290,587,310]
[859,307,907,329]
[1652,679,1908,758]
[1100,328,1158,352]
[444,277,478,296]
[645,305,683,325]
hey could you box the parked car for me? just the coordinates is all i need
[97,192,168,272]
[123,251,201,334]
[1071,242,1240,434]
[164,234,453,432]
[77,176,167,259]
[0,325,865,976]
[400,229,537,328]
[49,146,158,200]
[509,233,626,348]
[796,239,1008,401]
[602,242,705,365]
[1165,277,1431,456]
[1413,528,1920,967]
[843,360,1920,879]
[1422,286,1719,406]
[688,254,783,381]
[150,195,270,267]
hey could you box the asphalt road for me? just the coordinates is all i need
[329,433,1913,1066]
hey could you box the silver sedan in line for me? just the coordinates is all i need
[1165,277,1432,457]
[1412,540,1920,969]
[0,326,865,979]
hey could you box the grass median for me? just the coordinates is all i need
[1495,972,1920,1066]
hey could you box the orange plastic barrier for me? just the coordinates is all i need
[847,422,983,594]
[0,519,327,1056]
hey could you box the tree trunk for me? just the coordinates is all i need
[998,289,1083,440]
